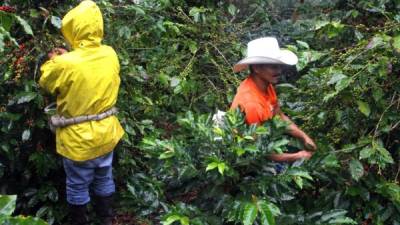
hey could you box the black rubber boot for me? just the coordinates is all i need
[93,195,114,225]
[69,204,89,225]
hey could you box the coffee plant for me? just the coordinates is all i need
[0,195,47,225]
[0,0,399,224]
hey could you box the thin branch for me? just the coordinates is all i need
[395,163,400,183]
[390,121,400,131]
[208,42,232,68]
[373,92,398,139]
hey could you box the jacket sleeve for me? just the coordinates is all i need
[39,58,65,95]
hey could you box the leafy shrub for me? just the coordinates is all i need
[138,110,356,225]
[0,195,48,225]
[0,0,399,224]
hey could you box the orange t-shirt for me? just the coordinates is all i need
[230,76,279,124]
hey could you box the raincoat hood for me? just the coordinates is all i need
[61,0,103,49]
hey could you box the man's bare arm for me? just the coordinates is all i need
[278,111,317,151]
[268,150,313,162]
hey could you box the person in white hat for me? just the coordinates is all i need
[231,37,316,162]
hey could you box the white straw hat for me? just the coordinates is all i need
[233,37,298,73]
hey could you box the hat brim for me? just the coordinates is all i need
[233,50,298,73]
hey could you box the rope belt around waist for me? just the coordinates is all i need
[50,107,118,128]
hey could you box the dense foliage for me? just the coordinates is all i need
[0,0,399,224]
[0,195,47,225]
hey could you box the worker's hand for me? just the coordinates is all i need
[303,135,317,151]
[48,48,68,59]
[296,150,313,160]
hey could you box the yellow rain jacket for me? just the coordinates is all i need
[39,0,124,161]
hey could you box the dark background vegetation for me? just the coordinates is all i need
[0,0,399,224]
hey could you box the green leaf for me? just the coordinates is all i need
[354,30,363,40]
[163,21,180,35]
[242,202,257,225]
[243,135,254,140]
[258,201,276,225]
[372,88,384,102]
[268,138,289,153]
[376,182,400,206]
[0,195,16,216]
[159,150,175,159]
[322,153,340,168]
[0,35,4,52]
[217,162,226,175]
[287,169,313,180]
[157,72,170,86]
[206,162,218,171]
[320,209,348,222]
[326,21,345,38]
[234,147,245,156]
[323,91,339,102]
[180,217,189,225]
[189,7,206,23]
[255,126,270,135]
[127,5,146,16]
[213,127,224,136]
[296,40,309,49]
[15,16,33,36]
[314,20,330,30]
[328,217,357,224]
[16,92,37,105]
[393,35,400,53]
[366,35,384,49]
[349,159,364,181]
[359,147,374,159]
[265,202,281,216]
[244,145,258,153]
[188,41,198,54]
[335,77,351,92]
[29,9,40,18]
[141,137,157,147]
[6,216,49,225]
[375,145,394,164]
[0,11,15,31]
[327,73,347,85]
[162,215,181,225]
[118,26,131,39]
[293,176,304,189]
[124,125,136,136]
[357,101,371,117]
[228,4,237,16]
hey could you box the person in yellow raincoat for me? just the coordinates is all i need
[39,1,124,224]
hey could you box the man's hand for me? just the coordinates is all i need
[48,48,68,59]
[296,150,313,160]
[303,136,317,151]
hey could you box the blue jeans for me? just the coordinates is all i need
[274,162,287,174]
[63,151,115,205]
